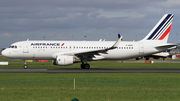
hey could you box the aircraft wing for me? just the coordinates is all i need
[52,35,123,60]
[73,36,123,60]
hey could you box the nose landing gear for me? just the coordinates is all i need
[24,65,28,69]
[24,60,28,69]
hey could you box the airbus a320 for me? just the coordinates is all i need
[2,14,176,69]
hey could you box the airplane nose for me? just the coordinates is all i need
[2,50,8,57]
[2,50,5,56]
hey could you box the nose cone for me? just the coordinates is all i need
[2,49,9,57]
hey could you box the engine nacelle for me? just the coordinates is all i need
[53,56,73,66]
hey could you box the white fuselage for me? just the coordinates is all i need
[2,40,161,60]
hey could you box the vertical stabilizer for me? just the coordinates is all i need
[141,14,174,43]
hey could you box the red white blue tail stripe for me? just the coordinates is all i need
[146,14,174,40]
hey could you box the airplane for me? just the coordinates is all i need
[136,51,170,60]
[2,14,177,69]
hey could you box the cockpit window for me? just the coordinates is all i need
[9,45,17,48]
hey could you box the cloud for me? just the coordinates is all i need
[0,0,180,47]
[0,33,12,37]
[157,0,180,8]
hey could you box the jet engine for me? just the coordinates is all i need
[53,55,73,66]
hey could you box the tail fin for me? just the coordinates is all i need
[141,14,174,43]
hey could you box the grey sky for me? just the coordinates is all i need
[1,0,180,47]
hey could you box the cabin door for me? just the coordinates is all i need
[139,43,144,54]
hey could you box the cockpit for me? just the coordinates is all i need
[9,45,17,49]
[1,41,25,59]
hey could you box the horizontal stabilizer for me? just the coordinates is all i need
[155,44,177,50]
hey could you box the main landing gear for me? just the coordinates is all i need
[81,63,90,69]
[24,60,28,69]
[81,60,90,69]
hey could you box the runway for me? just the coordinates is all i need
[1,68,180,73]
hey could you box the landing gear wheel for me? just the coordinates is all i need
[24,65,28,69]
[84,64,90,69]
[81,64,90,69]
[81,64,85,69]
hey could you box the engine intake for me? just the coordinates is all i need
[53,55,73,66]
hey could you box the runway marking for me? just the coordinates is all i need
[1,68,180,73]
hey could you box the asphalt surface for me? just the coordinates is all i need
[1,68,180,73]
[0,60,180,73]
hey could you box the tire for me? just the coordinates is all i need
[84,64,90,69]
[24,65,28,69]
[81,64,85,69]
[81,64,90,69]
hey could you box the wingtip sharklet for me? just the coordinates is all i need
[118,34,121,39]
[110,35,123,49]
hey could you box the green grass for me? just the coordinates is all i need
[0,73,180,101]
[1,56,180,100]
